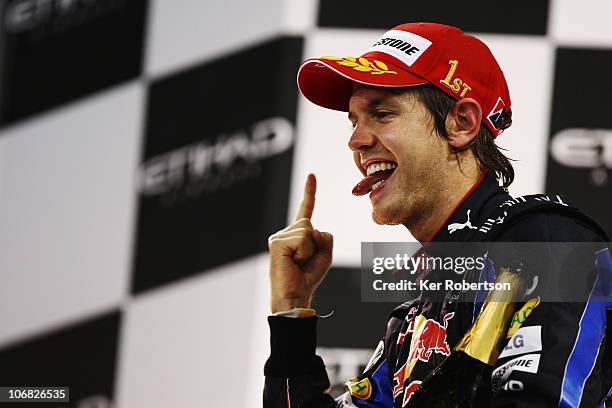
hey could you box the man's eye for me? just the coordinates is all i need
[374,111,392,120]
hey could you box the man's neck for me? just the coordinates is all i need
[406,168,484,243]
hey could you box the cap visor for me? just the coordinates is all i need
[297,57,428,112]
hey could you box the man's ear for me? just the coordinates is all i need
[445,98,482,148]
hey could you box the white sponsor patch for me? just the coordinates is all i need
[366,29,432,67]
[492,354,540,392]
[499,326,542,359]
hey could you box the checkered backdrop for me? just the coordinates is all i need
[0,1,611,406]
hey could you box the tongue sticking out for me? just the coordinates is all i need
[352,169,395,196]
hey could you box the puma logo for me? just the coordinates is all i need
[448,209,478,234]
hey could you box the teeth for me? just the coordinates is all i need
[372,180,384,190]
[366,161,397,176]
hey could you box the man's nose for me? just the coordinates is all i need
[348,124,376,151]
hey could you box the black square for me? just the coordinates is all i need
[0,0,148,127]
[132,36,304,294]
[0,311,121,408]
[545,47,612,235]
[317,0,550,35]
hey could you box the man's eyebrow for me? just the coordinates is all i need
[366,97,397,113]
[367,97,385,110]
[348,96,393,121]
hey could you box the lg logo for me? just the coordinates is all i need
[550,128,612,187]
[503,334,525,352]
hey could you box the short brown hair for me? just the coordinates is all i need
[396,85,514,188]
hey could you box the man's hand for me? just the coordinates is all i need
[268,174,334,313]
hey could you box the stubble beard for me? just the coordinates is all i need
[371,177,432,231]
[371,188,416,226]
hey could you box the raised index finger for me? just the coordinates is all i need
[295,173,316,221]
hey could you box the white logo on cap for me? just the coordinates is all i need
[487,97,507,130]
[366,29,432,67]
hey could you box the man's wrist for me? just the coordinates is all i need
[271,296,312,314]
[273,308,316,318]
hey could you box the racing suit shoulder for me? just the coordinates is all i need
[483,198,611,407]
[469,192,609,243]
[492,204,608,243]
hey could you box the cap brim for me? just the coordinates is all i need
[297,57,429,112]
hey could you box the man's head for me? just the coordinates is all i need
[297,22,514,233]
[348,83,502,227]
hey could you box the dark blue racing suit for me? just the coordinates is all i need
[264,171,612,407]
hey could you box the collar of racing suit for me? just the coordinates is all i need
[427,169,510,243]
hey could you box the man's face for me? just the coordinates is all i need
[348,86,450,226]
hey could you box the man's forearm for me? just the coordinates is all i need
[263,315,336,407]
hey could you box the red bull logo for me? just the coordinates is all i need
[393,363,407,399]
[408,312,454,363]
[396,312,455,391]
[402,380,422,407]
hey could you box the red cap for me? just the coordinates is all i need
[297,22,512,137]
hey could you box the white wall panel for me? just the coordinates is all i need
[550,0,612,46]
[146,0,285,77]
[281,0,319,35]
[115,254,267,408]
[0,83,144,347]
[245,255,273,406]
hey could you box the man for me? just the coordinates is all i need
[264,22,611,407]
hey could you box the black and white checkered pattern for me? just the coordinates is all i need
[0,1,610,406]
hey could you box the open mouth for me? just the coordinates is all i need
[352,161,397,196]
